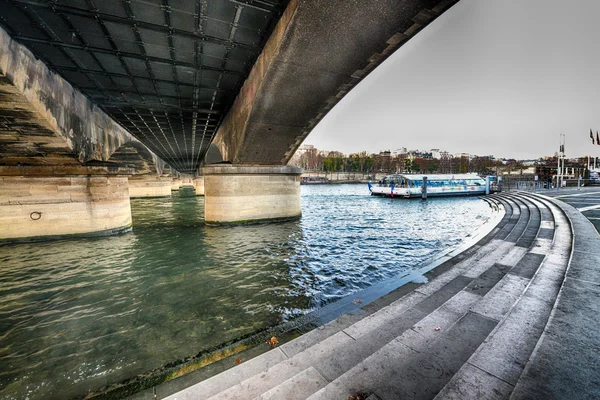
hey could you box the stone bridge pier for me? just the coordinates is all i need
[202,165,301,225]
[128,176,172,198]
[0,166,133,242]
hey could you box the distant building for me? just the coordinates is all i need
[296,144,315,154]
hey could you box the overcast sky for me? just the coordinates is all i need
[305,0,600,160]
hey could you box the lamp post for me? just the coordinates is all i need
[556,133,565,191]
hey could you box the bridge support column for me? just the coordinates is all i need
[0,166,132,243]
[202,165,302,225]
[128,176,172,198]
[193,177,205,196]
[171,179,182,191]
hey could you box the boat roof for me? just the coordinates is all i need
[384,173,483,181]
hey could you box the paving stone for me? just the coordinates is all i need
[206,358,306,400]
[164,349,288,400]
[470,273,529,322]
[343,291,426,339]
[434,363,515,400]
[309,312,497,400]
[415,266,469,297]
[539,221,554,229]
[415,275,473,314]
[536,228,554,240]
[292,331,364,382]
[521,263,566,305]
[358,307,427,348]
[498,246,528,266]
[505,211,529,242]
[528,238,552,255]
[495,221,518,240]
[366,282,423,311]
[209,331,359,400]
[510,282,600,400]
[540,209,553,221]
[566,250,600,284]
[463,242,515,278]
[255,367,327,400]
[508,253,545,279]
[407,291,482,349]
[280,313,363,358]
[469,295,553,385]
[467,263,512,296]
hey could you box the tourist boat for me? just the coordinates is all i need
[368,173,488,198]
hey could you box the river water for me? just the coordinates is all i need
[0,184,493,399]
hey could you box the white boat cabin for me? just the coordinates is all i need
[369,173,487,198]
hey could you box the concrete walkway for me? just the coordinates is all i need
[160,191,600,400]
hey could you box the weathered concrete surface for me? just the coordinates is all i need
[193,177,205,196]
[202,165,301,224]
[0,170,132,242]
[212,0,459,165]
[0,25,165,172]
[128,176,172,198]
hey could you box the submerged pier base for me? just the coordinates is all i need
[202,165,302,225]
[0,166,132,242]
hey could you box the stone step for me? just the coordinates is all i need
[307,311,498,400]
[253,367,328,400]
[164,194,554,400]
[302,195,554,400]
[192,198,520,399]
[509,192,600,399]
[234,196,544,400]
[435,192,572,400]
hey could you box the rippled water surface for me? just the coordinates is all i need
[0,184,493,399]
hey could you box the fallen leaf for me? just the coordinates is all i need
[235,357,242,364]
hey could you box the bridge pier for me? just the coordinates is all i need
[202,165,302,225]
[0,166,132,243]
[128,176,172,198]
[193,177,205,196]
[171,179,183,191]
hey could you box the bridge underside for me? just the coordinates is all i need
[0,0,460,235]
[213,0,459,165]
[0,0,289,174]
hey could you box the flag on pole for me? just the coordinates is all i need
[597,131,600,146]
[591,129,595,144]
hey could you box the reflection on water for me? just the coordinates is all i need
[0,184,492,399]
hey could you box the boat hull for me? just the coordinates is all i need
[370,186,486,198]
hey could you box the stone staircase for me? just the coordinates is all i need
[164,192,577,400]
